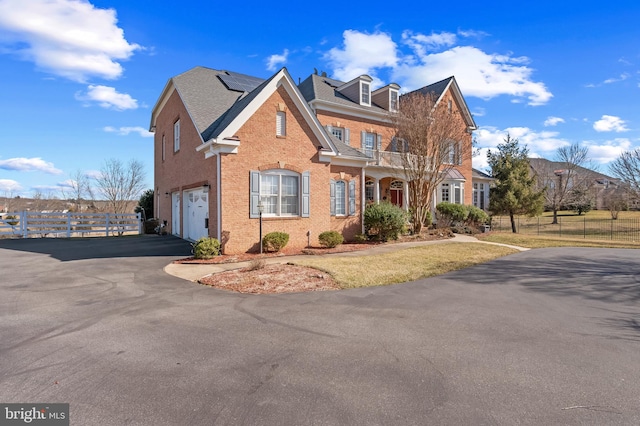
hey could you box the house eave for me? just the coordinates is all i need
[196,138,240,158]
[309,99,391,122]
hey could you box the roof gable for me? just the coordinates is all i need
[197,68,352,160]
[404,76,477,130]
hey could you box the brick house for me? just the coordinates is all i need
[150,66,476,254]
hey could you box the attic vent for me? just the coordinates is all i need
[218,71,264,93]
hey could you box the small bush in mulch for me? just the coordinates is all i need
[262,232,289,252]
[192,237,221,259]
[318,231,344,248]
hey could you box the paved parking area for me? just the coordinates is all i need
[1,236,639,425]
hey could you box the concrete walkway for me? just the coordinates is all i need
[164,234,529,282]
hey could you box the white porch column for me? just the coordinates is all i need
[374,177,380,203]
[403,181,409,211]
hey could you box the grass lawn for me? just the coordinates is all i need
[293,242,517,289]
[477,232,640,249]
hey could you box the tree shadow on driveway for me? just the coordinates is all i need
[0,235,193,261]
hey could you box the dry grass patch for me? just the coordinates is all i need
[477,233,640,249]
[294,242,517,289]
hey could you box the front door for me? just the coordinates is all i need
[390,180,403,208]
[184,189,209,241]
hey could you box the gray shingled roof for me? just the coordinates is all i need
[472,168,493,179]
[171,67,247,141]
[200,72,276,141]
[325,133,370,159]
[528,158,619,183]
[298,74,390,114]
[405,76,453,100]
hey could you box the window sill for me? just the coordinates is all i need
[261,216,302,221]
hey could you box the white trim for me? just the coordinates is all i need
[360,81,371,106]
[197,138,240,158]
[310,100,391,122]
[216,154,221,241]
[361,168,366,234]
[329,156,370,167]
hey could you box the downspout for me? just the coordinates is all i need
[361,167,366,234]
[217,154,222,241]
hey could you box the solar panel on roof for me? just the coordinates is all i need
[218,71,264,93]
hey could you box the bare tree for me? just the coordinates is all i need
[388,92,470,233]
[609,148,640,205]
[61,170,93,212]
[94,159,146,214]
[533,144,596,224]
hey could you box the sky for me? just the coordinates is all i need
[0,0,639,198]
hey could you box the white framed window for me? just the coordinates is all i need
[173,119,180,152]
[390,90,398,111]
[445,141,461,165]
[361,82,370,106]
[441,183,450,202]
[473,183,478,206]
[361,131,377,157]
[330,179,356,216]
[276,111,286,136]
[327,125,350,145]
[365,180,375,202]
[335,181,346,215]
[260,170,299,216]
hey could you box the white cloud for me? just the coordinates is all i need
[266,49,289,72]
[394,46,552,105]
[84,170,102,179]
[76,85,138,110]
[0,157,63,174]
[583,138,633,164]
[324,29,552,106]
[402,30,457,57]
[474,126,570,159]
[0,0,141,82]
[593,115,629,132]
[544,116,565,126]
[0,179,22,192]
[324,30,399,81]
[104,126,153,137]
[603,73,629,84]
[472,107,486,117]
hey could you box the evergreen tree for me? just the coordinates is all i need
[487,135,544,233]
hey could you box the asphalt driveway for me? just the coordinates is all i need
[1,236,639,425]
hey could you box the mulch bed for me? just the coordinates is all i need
[174,229,454,265]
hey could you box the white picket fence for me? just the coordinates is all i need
[0,211,142,238]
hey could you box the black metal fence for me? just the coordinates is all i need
[490,216,640,242]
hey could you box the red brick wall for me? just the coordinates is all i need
[153,88,218,238]
[219,86,363,253]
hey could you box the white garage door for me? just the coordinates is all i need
[184,188,209,241]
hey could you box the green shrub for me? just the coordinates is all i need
[192,237,221,259]
[364,202,407,242]
[465,206,489,226]
[353,233,369,243]
[263,232,289,252]
[318,231,344,248]
[436,202,468,227]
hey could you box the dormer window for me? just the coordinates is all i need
[361,82,370,106]
[390,90,398,111]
